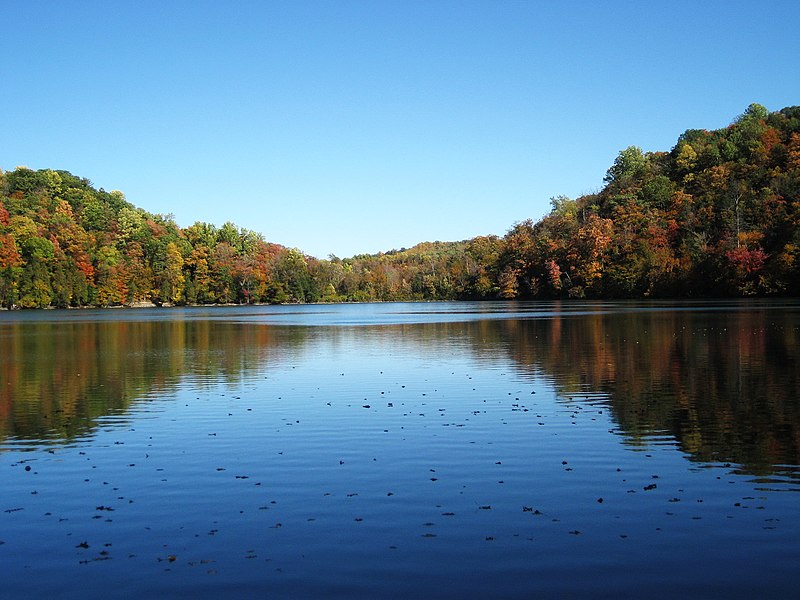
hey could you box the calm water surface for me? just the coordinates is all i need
[1,301,799,598]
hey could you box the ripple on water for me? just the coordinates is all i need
[1,301,799,598]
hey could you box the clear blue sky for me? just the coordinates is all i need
[2,0,799,258]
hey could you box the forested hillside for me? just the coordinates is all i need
[498,104,800,299]
[1,103,798,308]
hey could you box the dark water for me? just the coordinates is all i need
[1,301,798,598]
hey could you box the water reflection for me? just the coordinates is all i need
[0,319,306,445]
[498,307,800,478]
[1,303,798,480]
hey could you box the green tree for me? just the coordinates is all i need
[160,242,185,304]
[604,146,648,185]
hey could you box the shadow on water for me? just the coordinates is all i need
[1,302,798,479]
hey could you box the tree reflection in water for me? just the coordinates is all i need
[1,303,797,480]
[500,306,799,477]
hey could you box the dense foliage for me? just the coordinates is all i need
[496,104,800,299]
[1,104,798,308]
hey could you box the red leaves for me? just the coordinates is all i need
[726,246,767,274]
[0,234,23,269]
[0,202,9,227]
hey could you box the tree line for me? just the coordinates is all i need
[1,103,798,308]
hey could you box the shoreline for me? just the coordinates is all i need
[2,296,798,312]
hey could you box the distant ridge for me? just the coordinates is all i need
[1,103,798,308]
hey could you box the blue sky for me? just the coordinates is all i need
[2,0,799,258]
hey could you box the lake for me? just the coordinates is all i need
[1,300,798,598]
